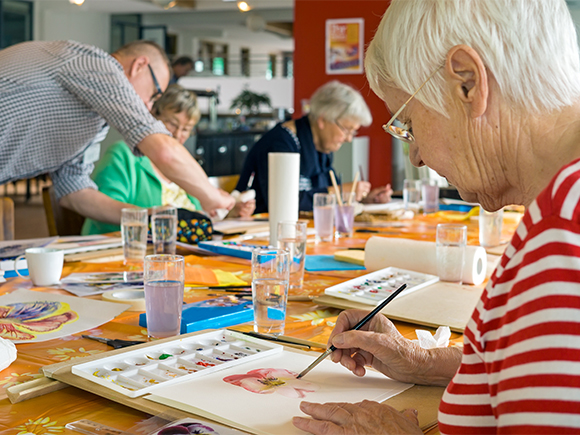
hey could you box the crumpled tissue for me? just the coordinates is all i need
[413,326,451,349]
[0,337,17,371]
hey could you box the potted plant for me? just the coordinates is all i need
[230,88,272,114]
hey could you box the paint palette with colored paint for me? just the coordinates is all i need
[324,266,439,306]
[71,329,282,398]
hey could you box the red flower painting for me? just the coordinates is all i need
[223,368,318,398]
[0,301,78,340]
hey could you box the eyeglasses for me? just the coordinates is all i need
[334,120,358,139]
[148,64,163,103]
[382,65,443,144]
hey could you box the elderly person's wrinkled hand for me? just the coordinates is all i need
[328,309,429,384]
[292,400,422,435]
[362,184,393,204]
[328,309,461,386]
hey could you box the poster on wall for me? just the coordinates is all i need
[326,18,364,75]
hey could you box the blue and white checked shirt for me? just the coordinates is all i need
[0,40,170,198]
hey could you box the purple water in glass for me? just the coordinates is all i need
[144,280,184,338]
[335,204,355,237]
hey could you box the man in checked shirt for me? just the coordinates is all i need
[0,40,235,222]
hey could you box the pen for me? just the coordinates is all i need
[295,283,407,379]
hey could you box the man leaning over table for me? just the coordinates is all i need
[0,39,235,221]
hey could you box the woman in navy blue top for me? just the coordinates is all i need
[236,81,393,212]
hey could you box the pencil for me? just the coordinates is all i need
[296,283,407,379]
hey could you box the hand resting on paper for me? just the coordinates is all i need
[292,400,422,435]
[327,309,462,386]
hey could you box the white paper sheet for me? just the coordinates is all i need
[0,289,129,343]
[147,350,412,435]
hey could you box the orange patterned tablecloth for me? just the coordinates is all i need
[0,211,520,434]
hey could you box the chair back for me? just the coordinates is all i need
[42,186,85,236]
[208,175,240,193]
[0,197,14,241]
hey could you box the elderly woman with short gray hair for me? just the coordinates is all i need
[236,80,392,213]
[292,0,580,433]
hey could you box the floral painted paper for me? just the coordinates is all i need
[223,368,318,398]
[0,289,128,343]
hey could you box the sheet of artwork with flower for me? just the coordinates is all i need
[0,289,129,343]
[147,349,413,435]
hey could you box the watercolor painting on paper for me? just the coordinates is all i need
[147,350,413,435]
[223,368,318,398]
[0,289,129,343]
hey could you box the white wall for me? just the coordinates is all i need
[33,1,110,51]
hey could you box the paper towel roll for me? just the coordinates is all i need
[364,236,487,285]
[268,153,300,245]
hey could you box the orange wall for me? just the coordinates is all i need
[293,0,392,187]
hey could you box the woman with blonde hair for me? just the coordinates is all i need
[83,85,254,235]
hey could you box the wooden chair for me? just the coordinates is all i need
[42,186,85,236]
[208,175,240,193]
[0,197,15,241]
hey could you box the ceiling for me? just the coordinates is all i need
[52,0,293,14]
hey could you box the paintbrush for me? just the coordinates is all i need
[185,285,251,291]
[296,283,407,379]
[348,171,360,206]
[329,169,344,206]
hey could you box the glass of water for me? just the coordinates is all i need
[313,193,336,242]
[277,220,308,291]
[251,248,290,335]
[121,208,148,265]
[436,223,467,284]
[144,254,185,339]
[403,179,421,210]
[152,206,177,255]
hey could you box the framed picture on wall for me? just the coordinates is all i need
[325,18,364,75]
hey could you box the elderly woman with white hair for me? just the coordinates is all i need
[292,0,580,433]
[236,80,392,213]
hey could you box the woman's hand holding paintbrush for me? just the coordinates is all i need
[296,284,407,379]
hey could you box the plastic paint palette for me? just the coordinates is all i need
[71,330,282,398]
[324,266,439,306]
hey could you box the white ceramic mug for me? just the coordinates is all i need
[15,248,64,286]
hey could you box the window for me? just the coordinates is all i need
[0,0,33,49]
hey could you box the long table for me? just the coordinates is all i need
[0,210,519,433]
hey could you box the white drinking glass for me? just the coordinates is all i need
[251,248,290,335]
[152,206,177,255]
[144,254,185,339]
[436,223,467,284]
[121,208,148,265]
[403,179,421,210]
[313,193,336,242]
[479,207,504,247]
[277,221,307,291]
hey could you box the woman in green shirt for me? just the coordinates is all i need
[82,85,254,235]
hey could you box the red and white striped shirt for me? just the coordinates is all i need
[439,158,580,434]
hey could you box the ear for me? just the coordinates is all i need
[128,55,149,79]
[316,116,326,130]
[445,45,488,118]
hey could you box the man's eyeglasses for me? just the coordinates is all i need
[148,64,163,103]
[382,65,443,144]
[334,120,358,139]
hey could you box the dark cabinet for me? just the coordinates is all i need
[194,132,261,177]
